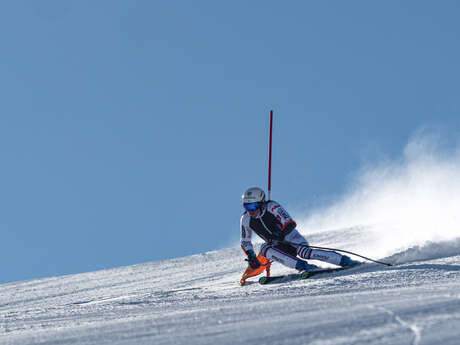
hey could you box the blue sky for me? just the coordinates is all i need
[1,1,460,283]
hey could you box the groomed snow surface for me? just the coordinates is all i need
[2,227,460,345]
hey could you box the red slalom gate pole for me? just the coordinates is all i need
[268,110,273,200]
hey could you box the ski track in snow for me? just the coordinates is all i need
[1,230,460,345]
[371,306,422,345]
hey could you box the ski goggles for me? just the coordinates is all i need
[243,202,261,211]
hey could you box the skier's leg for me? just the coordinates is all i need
[301,247,343,265]
[284,229,358,267]
[260,242,298,269]
[261,242,318,271]
[283,229,309,247]
[282,229,337,263]
[298,246,360,267]
[282,230,318,269]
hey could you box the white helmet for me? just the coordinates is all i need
[242,187,266,205]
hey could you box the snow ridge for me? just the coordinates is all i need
[384,237,460,265]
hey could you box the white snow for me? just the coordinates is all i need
[2,228,460,345]
[3,134,460,344]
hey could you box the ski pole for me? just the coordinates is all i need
[308,246,392,266]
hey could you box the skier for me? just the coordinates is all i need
[240,187,359,272]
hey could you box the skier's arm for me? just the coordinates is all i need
[240,215,261,269]
[240,218,254,254]
[268,202,297,239]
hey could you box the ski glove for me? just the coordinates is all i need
[271,230,285,241]
[246,250,261,269]
[271,222,295,243]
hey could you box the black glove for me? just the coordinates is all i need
[272,230,284,241]
[272,222,296,242]
[246,250,261,269]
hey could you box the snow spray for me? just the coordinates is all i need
[298,129,460,263]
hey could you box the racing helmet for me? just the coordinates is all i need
[242,187,266,211]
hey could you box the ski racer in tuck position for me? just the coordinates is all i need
[240,187,359,273]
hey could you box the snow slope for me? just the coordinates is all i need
[4,130,460,344]
[2,228,460,345]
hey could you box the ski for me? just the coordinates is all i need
[258,266,359,285]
